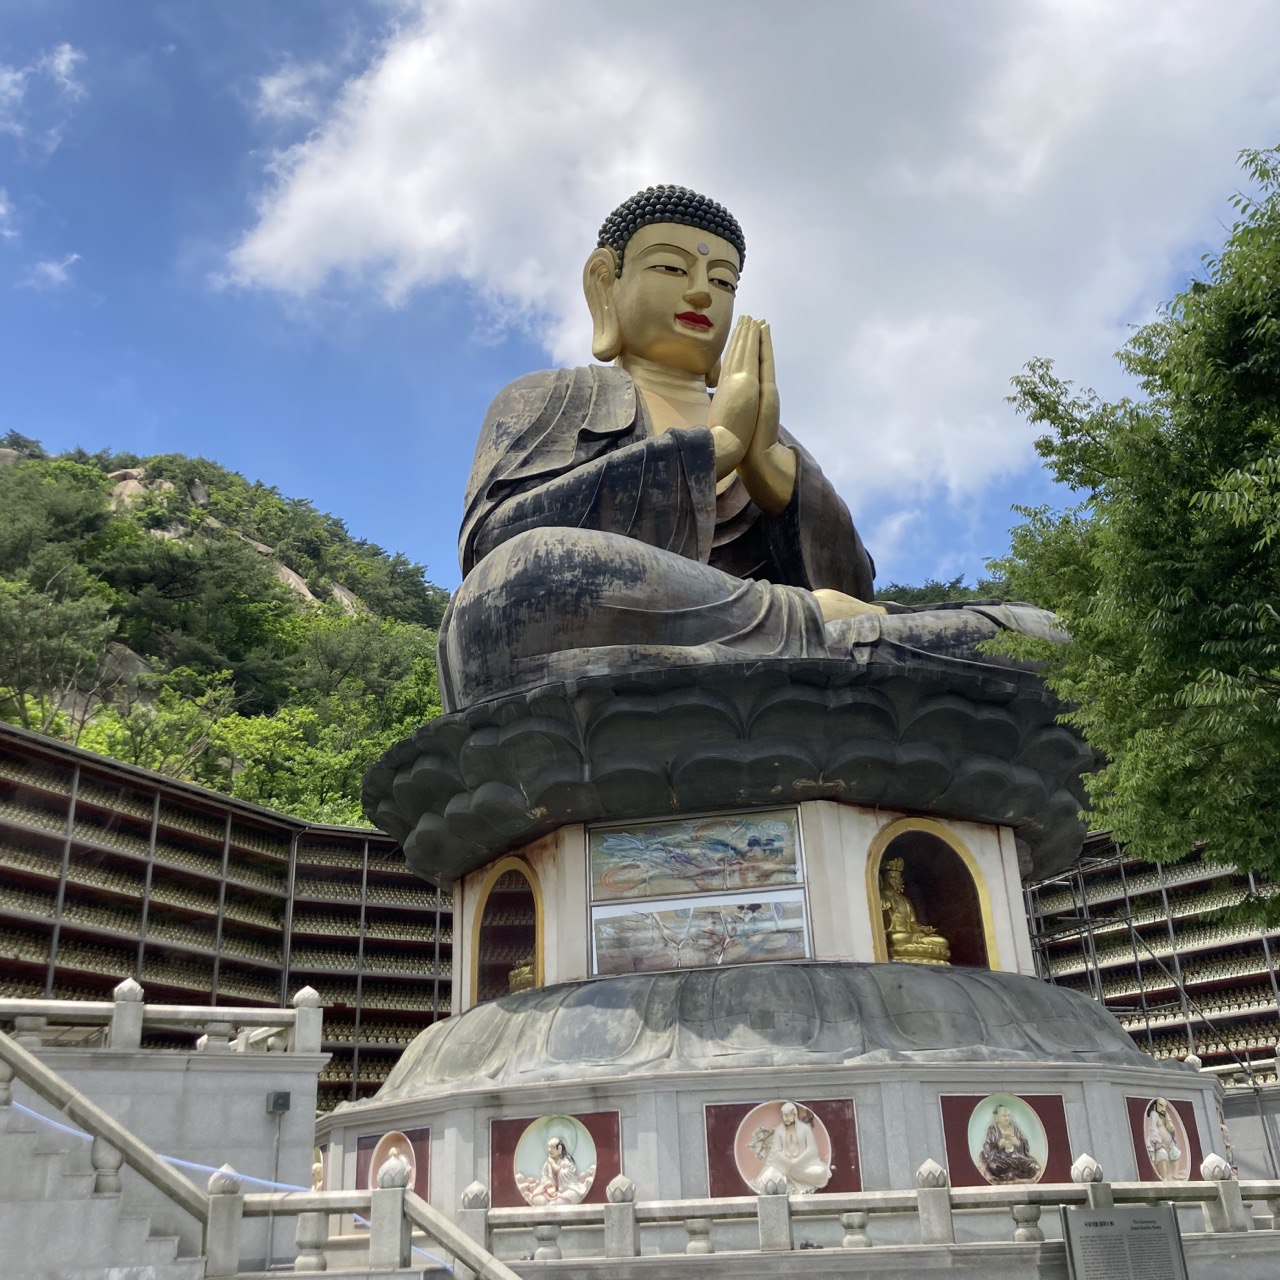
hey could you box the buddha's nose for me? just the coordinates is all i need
[683,281,712,308]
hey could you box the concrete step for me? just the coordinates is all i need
[0,1143,65,1198]
[112,1208,161,1259]
[239,1272,440,1279]
[0,1197,134,1271]
[0,1198,200,1276]
[0,1152,96,1203]
[33,1262,206,1280]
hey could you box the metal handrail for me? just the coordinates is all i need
[0,1027,209,1225]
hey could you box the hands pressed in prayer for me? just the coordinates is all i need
[707,316,795,513]
[707,315,762,477]
[711,316,881,620]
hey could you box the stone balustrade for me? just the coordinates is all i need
[0,977,323,1054]
[450,1155,1275,1266]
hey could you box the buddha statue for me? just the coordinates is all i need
[438,184,1061,712]
[879,857,951,965]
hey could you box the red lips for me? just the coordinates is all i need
[675,312,713,330]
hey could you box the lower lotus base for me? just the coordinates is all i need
[315,964,1226,1219]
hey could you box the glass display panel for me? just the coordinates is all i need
[589,809,801,903]
[592,887,809,975]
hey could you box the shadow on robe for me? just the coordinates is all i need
[441,365,1060,711]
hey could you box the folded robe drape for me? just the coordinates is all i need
[441,364,1056,711]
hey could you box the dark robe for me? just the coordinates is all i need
[440,364,1058,711]
[981,1121,1041,1183]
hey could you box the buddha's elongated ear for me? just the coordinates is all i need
[583,247,621,362]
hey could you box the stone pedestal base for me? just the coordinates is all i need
[318,963,1223,1222]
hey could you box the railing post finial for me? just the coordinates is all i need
[204,1165,245,1279]
[290,987,324,1054]
[461,1180,491,1210]
[108,978,144,1051]
[915,1159,954,1245]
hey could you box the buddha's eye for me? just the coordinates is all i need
[712,278,737,293]
[649,263,687,276]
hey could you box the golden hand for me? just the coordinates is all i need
[813,588,887,622]
[707,317,760,479]
[736,321,796,514]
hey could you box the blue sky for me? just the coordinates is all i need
[4,2,1280,595]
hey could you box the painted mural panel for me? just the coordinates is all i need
[589,810,801,902]
[1126,1096,1201,1182]
[705,1099,860,1197]
[940,1094,1072,1187]
[592,888,809,975]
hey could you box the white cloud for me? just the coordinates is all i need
[0,189,16,239]
[0,41,87,149]
[19,252,80,290]
[226,0,1280,565]
[255,60,331,124]
[0,66,27,138]
[41,43,86,100]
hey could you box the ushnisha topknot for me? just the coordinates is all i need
[597,184,746,277]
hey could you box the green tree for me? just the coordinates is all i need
[79,668,237,777]
[994,145,1280,888]
[210,615,441,823]
[0,553,117,734]
[0,457,113,573]
[875,575,1007,606]
[1,430,46,458]
[0,434,450,822]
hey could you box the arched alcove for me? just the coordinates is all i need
[471,859,542,1004]
[867,820,994,969]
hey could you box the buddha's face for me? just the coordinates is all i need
[608,222,741,375]
[781,1103,797,1127]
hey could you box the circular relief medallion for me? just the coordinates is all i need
[514,1115,598,1206]
[967,1094,1048,1185]
[733,1100,833,1194]
[1142,1097,1191,1182]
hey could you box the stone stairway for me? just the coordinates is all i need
[0,1104,205,1280]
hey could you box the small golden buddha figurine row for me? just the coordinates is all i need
[879,857,951,965]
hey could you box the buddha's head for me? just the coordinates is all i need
[584,184,745,378]
[780,1102,797,1127]
[882,857,905,891]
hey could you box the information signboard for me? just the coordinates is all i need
[1061,1203,1188,1280]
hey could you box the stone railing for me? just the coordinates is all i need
[203,1162,523,1279]
[0,1024,211,1226]
[0,978,322,1053]
[3,1020,1270,1280]
[450,1155,1276,1265]
[0,1025,522,1278]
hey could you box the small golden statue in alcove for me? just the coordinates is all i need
[879,857,951,965]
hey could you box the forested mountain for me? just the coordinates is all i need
[0,431,450,824]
